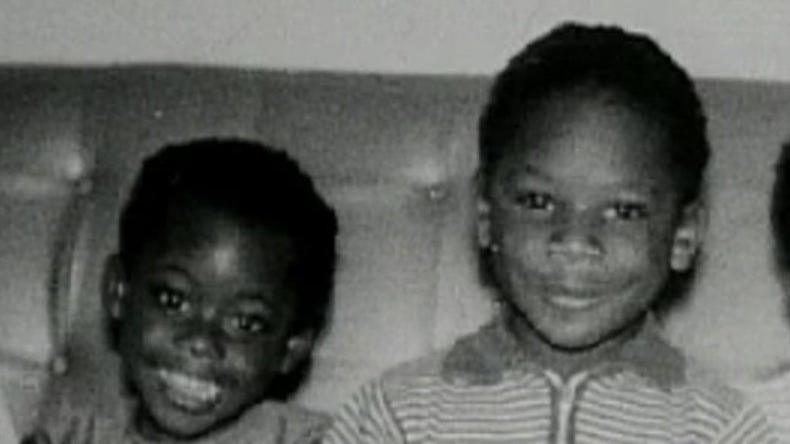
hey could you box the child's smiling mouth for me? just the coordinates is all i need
[537,275,621,310]
[546,293,602,310]
[156,368,224,413]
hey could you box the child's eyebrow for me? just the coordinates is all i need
[150,263,193,279]
[507,168,666,201]
[514,163,550,179]
[234,291,275,304]
[522,161,664,188]
[232,292,281,312]
[502,164,553,185]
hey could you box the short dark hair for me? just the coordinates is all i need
[478,22,709,204]
[118,138,338,335]
[772,142,790,270]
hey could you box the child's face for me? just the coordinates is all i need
[112,202,307,439]
[480,90,699,352]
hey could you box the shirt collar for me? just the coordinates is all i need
[442,310,686,390]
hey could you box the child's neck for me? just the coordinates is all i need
[503,308,647,379]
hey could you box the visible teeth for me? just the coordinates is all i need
[158,369,221,405]
[551,295,598,309]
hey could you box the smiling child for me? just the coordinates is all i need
[28,139,338,443]
[323,23,775,443]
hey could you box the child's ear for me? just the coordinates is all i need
[670,201,706,272]
[102,254,128,320]
[279,330,315,375]
[475,171,499,253]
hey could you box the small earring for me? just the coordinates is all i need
[117,282,126,297]
[110,300,122,319]
[670,244,696,271]
[488,243,500,253]
[477,228,492,250]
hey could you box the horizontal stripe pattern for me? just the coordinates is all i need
[324,357,775,443]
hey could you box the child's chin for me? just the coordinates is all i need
[537,322,613,351]
[142,399,230,440]
[150,414,220,439]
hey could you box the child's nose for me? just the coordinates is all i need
[548,211,603,259]
[176,317,226,361]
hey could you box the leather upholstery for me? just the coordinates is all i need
[0,67,788,433]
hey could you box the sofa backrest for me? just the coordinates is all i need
[1,67,789,432]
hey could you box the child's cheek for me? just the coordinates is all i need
[497,222,543,259]
[494,208,549,242]
[602,222,676,285]
[644,216,681,264]
[602,224,649,257]
[219,341,284,398]
[224,344,265,377]
[136,310,181,357]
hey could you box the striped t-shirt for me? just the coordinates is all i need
[324,317,775,444]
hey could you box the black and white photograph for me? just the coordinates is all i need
[1,1,790,442]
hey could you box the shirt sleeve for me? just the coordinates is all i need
[322,381,405,444]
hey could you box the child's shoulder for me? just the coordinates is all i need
[226,401,329,444]
[378,350,447,390]
[377,321,509,398]
[268,401,331,444]
[731,363,790,441]
[681,358,746,407]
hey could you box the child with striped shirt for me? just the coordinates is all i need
[324,23,775,443]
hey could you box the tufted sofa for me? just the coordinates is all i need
[1,66,790,434]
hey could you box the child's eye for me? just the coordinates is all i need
[227,313,272,336]
[512,191,555,212]
[603,202,649,221]
[152,287,190,314]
